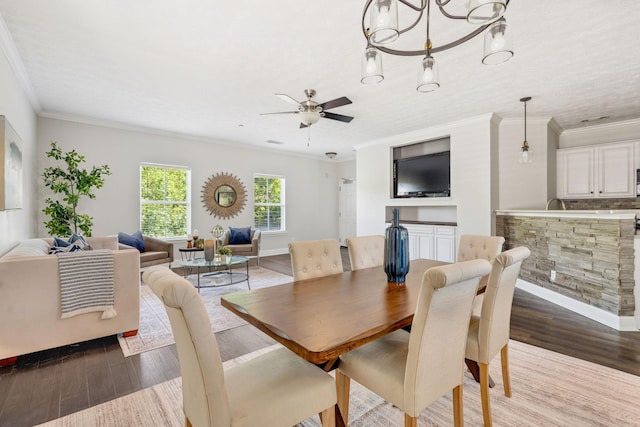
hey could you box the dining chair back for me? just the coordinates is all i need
[346,235,385,270]
[142,266,337,427]
[457,234,505,317]
[289,239,343,281]
[336,258,492,427]
[465,246,531,427]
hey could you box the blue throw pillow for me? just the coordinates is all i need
[50,234,89,254]
[118,231,145,252]
[229,227,251,244]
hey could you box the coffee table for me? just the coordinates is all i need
[179,255,250,291]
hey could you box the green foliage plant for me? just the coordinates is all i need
[42,141,111,237]
[217,246,232,256]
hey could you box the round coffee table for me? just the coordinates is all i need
[179,255,250,291]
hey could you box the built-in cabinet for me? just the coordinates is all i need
[557,141,635,199]
[403,223,456,262]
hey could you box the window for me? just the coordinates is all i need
[140,164,190,238]
[254,174,285,232]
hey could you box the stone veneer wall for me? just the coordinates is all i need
[496,215,636,316]
[564,198,640,210]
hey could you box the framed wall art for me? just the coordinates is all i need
[0,115,23,210]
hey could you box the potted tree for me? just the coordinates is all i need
[41,141,111,237]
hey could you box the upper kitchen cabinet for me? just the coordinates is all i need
[557,141,635,199]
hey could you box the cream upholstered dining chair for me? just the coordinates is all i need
[346,235,385,270]
[457,235,505,317]
[288,239,343,281]
[465,246,530,427]
[336,259,492,427]
[142,266,337,427]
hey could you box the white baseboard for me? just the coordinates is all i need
[516,279,639,332]
[259,247,289,257]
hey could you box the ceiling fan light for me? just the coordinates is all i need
[369,0,399,46]
[416,56,440,93]
[482,18,513,65]
[467,0,507,25]
[299,110,321,126]
[361,47,384,84]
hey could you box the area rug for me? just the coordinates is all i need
[38,340,640,426]
[117,267,293,357]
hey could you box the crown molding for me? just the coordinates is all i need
[0,13,40,112]
[38,110,337,162]
[560,116,640,137]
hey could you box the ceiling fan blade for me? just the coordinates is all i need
[323,112,354,123]
[260,111,298,115]
[275,93,301,105]
[320,96,352,111]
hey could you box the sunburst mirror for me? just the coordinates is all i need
[201,172,247,219]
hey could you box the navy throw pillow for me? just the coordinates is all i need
[229,227,251,244]
[118,231,145,252]
[50,234,89,254]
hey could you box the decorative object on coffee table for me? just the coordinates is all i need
[384,207,410,283]
[217,246,232,264]
[201,172,247,219]
[204,239,215,262]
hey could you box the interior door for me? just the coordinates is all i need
[339,179,357,246]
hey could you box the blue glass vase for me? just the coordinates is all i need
[384,208,410,283]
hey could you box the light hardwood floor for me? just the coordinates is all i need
[0,250,638,427]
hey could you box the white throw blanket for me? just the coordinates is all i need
[57,249,116,319]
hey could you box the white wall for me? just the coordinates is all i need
[355,114,497,238]
[497,117,559,209]
[0,45,37,255]
[36,117,339,255]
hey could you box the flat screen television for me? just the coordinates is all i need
[393,151,450,198]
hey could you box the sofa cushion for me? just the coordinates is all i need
[3,239,50,258]
[118,231,145,252]
[229,227,252,244]
[140,251,169,264]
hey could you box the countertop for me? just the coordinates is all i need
[495,209,638,220]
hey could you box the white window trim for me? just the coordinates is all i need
[254,173,286,233]
[140,163,192,238]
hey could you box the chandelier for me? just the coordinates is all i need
[361,0,513,92]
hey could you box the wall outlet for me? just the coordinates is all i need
[550,270,556,281]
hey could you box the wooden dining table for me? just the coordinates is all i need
[221,258,489,426]
[222,259,446,368]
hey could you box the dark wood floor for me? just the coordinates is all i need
[1,250,639,427]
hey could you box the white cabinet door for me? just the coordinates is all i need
[405,224,434,260]
[557,142,635,199]
[559,147,595,198]
[598,143,635,197]
[403,224,456,262]
[434,226,456,262]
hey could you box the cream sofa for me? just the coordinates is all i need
[0,236,140,364]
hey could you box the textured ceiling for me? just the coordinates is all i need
[0,1,639,159]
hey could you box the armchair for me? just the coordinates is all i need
[218,228,261,265]
[119,234,174,268]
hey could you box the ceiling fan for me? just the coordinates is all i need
[261,89,354,128]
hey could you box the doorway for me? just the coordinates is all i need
[339,179,356,246]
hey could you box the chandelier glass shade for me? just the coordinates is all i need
[519,96,533,164]
[361,0,513,91]
[361,46,384,84]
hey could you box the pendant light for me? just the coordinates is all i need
[519,96,532,163]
